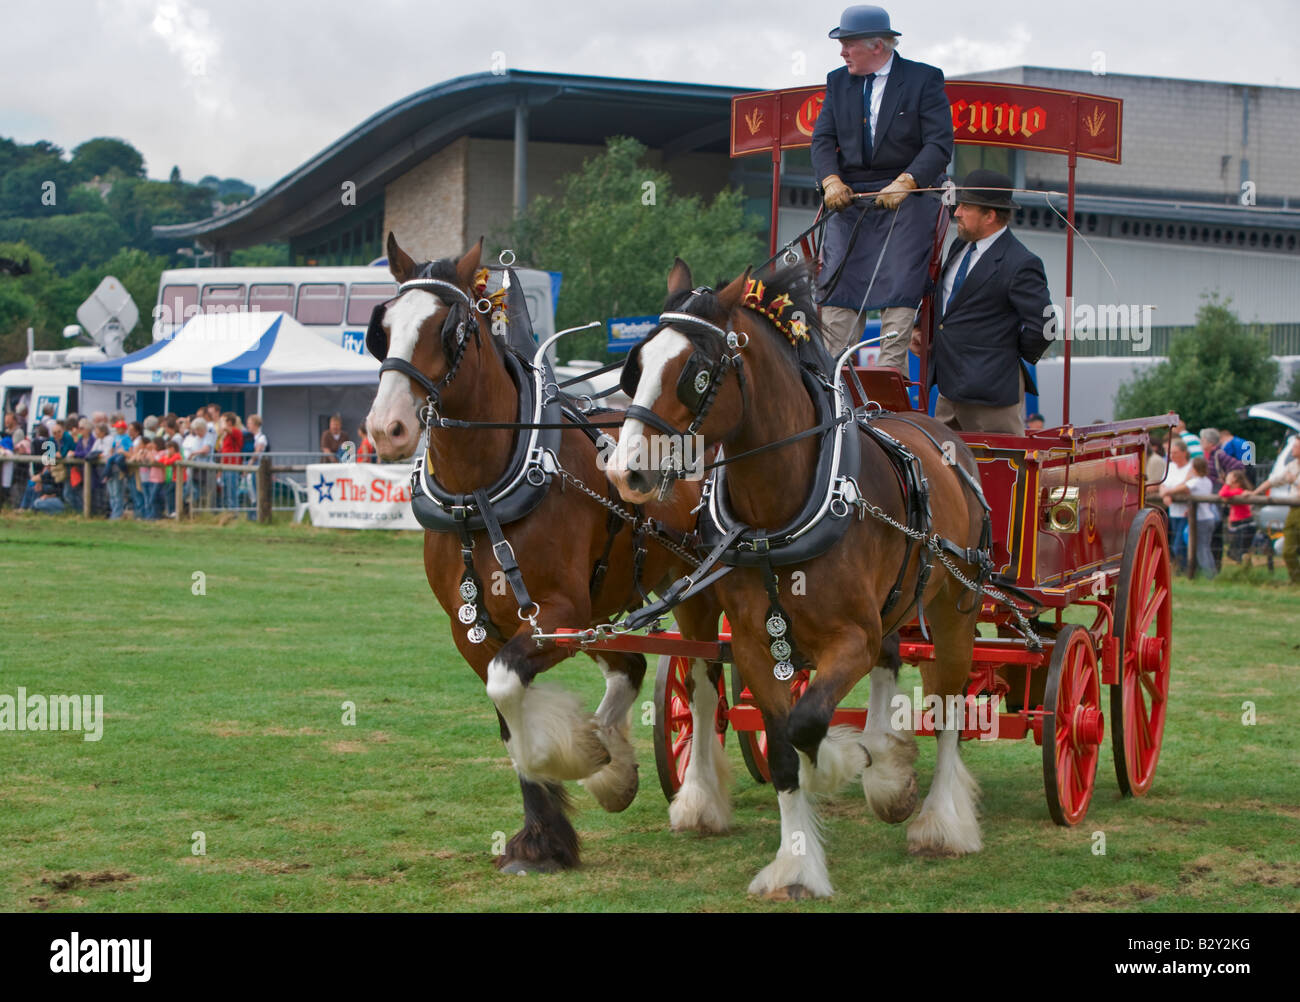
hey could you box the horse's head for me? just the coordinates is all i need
[365,234,484,461]
[607,259,753,504]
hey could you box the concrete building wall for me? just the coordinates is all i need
[383,137,468,262]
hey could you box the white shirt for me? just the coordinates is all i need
[864,54,894,145]
[1164,460,1193,518]
[942,226,1007,313]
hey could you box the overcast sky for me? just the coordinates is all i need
[3,0,1298,190]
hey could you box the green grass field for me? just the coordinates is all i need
[1,513,1297,912]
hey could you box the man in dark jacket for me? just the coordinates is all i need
[811,5,953,373]
[928,169,1053,435]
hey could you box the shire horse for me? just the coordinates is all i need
[365,235,724,874]
[608,259,986,898]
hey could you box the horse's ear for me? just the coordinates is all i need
[667,257,693,297]
[455,238,484,290]
[387,233,416,283]
[715,267,752,313]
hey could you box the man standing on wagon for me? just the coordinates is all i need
[811,4,953,373]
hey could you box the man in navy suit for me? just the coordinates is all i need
[811,5,953,373]
[927,170,1054,435]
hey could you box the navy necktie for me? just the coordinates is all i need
[862,73,877,160]
[946,244,976,314]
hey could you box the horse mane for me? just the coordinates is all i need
[660,258,824,377]
[412,257,460,285]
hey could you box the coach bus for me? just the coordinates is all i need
[154,263,559,352]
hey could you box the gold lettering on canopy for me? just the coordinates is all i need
[951,101,1049,139]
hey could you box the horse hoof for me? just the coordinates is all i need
[764,883,812,901]
[496,857,567,875]
[873,773,919,824]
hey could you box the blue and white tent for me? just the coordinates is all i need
[81,311,378,387]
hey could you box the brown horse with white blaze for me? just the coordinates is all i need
[608,259,986,898]
[366,235,723,874]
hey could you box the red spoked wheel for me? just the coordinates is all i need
[732,668,811,785]
[1041,625,1104,826]
[653,655,727,802]
[1110,508,1173,796]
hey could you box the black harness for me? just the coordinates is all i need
[367,266,667,645]
[616,289,1001,677]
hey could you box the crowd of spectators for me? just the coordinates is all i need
[1146,421,1296,580]
[3,403,382,519]
[2,403,269,518]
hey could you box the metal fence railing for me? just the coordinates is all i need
[2,449,399,522]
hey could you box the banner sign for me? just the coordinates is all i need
[305,462,420,530]
[731,81,1122,163]
[607,315,658,354]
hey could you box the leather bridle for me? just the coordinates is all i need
[367,274,478,427]
[620,290,749,486]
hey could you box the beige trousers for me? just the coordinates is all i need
[821,306,916,373]
[934,372,1027,436]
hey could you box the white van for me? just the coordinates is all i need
[0,366,81,433]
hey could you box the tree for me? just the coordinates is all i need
[231,243,288,267]
[0,152,86,218]
[106,177,213,251]
[71,138,146,180]
[501,136,765,361]
[0,213,130,274]
[0,242,56,360]
[1114,294,1281,444]
[169,166,182,184]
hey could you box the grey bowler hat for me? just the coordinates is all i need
[828,5,901,39]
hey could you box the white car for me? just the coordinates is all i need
[1238,401,1300,533]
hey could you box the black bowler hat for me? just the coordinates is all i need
[828,5,901,39]
[957,169,1019,209]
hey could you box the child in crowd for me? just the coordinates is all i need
[1185,456,1218,578]
[357,421,375,463]
[139,438,166,519]
[1219,468,1256,562]
[156,438,183,517]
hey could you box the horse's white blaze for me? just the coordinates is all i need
[581,658,640,811]
[366,290,440,450]
[610,328,692,480]
[486,656,609,783]
[668,659,732,833]
[798,725,867,795]
[747,787,833,899]
[907,727,982,855]
[862,669,920,821]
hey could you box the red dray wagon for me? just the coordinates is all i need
[555,79,1171,828]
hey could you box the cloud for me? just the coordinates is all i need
[915,24,1033,76]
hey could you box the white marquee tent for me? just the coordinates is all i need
[80,312,380,454]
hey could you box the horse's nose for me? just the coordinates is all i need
[624,468,655,496]
[385,419,410,450]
